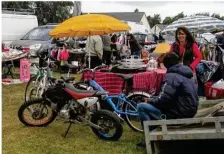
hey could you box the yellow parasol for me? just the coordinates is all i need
[153,42,171,54]
[49,14,131,68]
[49,14,131,38]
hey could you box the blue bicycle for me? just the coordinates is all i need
[74,65,151,132]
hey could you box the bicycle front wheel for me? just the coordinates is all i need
[123,93,150,133]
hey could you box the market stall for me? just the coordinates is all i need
[81,68,166,95]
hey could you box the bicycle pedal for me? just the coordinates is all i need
[113,112,124,123]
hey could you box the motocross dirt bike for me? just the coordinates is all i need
[18,78,123,141]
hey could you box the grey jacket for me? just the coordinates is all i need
[101,34,111,51]
[86,35,103,59]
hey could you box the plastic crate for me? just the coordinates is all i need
[204,82,224,99]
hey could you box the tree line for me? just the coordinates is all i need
[2,1,74,25]
[2,1,224,28]
[147,12,224,28]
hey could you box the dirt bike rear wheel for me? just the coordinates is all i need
[90,110,123,141]
[18,98,57,127]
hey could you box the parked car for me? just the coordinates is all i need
[133,33,158,53]
[10,24,58,57]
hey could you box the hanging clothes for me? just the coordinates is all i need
[57,49,69,66]
[196,60,220,83]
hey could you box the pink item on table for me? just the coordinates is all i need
[20,58,30,82]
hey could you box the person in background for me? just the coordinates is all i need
[110,34,121,61]
[170,26,202,73]
[57,43,70,73]
[57,43,69,65]
[101,34,112,65]
[85,35,103,68]
[170,27,202,86]
[159,32,165,42]
[157,53,166,69]
[153,34,159,43]
[216,31,224,49]
[136,52,199,147]
[127,33,142,56]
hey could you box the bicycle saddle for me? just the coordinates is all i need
[7,64,13,68]
[115,73,133,80]
[65,77,75,82]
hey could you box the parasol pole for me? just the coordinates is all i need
[88,31,91,68]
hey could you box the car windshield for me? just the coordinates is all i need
[21,27,53,41]
[134,34,146,40]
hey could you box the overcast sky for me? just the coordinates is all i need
[81,1,224,21]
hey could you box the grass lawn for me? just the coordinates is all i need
[2,71,145,154]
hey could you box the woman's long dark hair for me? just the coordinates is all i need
[175,26,195,47]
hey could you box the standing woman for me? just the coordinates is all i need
[127,33,142,56]
[170,27,202,84]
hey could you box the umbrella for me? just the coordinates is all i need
[153,43,171,54]
[49,14,130,68]
[49,14,130,37]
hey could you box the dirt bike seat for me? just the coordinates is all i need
[64,83,108,99]
[65,83,96,94]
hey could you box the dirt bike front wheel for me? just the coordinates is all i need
[90,110,123,141]
[18,98,57,127]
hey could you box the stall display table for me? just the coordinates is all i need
[82,69,166,95]
[69,49,86,70]
[154,69,166,93]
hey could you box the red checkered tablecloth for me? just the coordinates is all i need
[81,69,166,95]
[132,71,157,94]
[154,69,167,94]
[81,71,124,95]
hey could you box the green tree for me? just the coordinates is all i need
[172,12,185,21]
[163,12,186,24]
[147,14,161,28]
[33,1,74,25]
[163,17,173,24]
[134,8,139,12]
[211,13,224,20]
[2,1,74,25]
[2,1,32,10]
[194,12,210,16]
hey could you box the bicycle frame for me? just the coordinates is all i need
[32,58,54,97]
[89,79,139,116]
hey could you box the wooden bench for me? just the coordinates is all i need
[143,116,224,154]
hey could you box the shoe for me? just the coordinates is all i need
[136,140,146,148]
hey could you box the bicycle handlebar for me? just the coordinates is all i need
[78,65,108,74]
[31,58,56,71]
